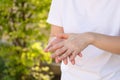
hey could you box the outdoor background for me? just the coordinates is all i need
[0,0,60,80]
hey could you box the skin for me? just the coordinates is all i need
[45,25,120,65]
[44,25,82,64]
[44,25,71,64]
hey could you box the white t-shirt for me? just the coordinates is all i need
[47,0,120,80]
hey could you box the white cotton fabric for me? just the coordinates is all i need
[47,0,120,80]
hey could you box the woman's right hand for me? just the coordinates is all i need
[44,37,70,65]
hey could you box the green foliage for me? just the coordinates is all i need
[0,0,52,80]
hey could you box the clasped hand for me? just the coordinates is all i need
[44,33,92,65]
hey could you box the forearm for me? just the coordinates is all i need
[89,32,120,54]
[48,24,64,43]
[45,24,64,52]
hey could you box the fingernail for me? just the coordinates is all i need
[56,60,58,63]
[71,61,75,65]
[79,53,82,57]
[64,62,67,65]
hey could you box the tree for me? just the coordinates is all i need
[0,0,52,80]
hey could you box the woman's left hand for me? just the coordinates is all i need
[48,33,94,64]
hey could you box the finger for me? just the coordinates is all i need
[55,33,69,39]
[48,42,64,52]
[51,47,67,58]
[63,58,68,65]
[69,51,78,61]
[55,57,60,63]
[58,49,73,61]
[69,54,75,65]
[71,59,75,65]
[44,43,53,52]
[78,53,82,57]
[44,38,63,52]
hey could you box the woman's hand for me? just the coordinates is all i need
[48,33,94,64]
[44,37,70,65]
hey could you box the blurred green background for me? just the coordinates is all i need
[0,0,60,80]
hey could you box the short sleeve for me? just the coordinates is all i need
[47,0,63,27]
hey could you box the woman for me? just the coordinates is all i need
[45,0,120,80]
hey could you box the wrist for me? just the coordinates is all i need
[83,32,96,44]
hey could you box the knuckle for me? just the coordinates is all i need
[61,54,66,59]
[54,52,59,56]
[66,50,69,53]
[56,49,62,53]
[60,48,64,51]
[55,50,63,56]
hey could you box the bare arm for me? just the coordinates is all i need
[50,25,64,37]
[46,32,120,63]
[90,32,120,54]
[45,24,64,51]
[45,25,70,64]
[52,32,120,54]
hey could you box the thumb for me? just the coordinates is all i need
[44,37,57,52]
[55,33,69,39]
